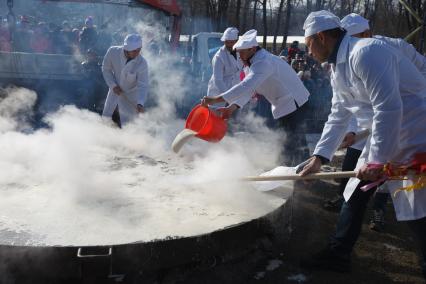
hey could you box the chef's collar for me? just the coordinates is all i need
[230,49,237,60]
[327,30,346,65]
[124,50,136,64]
[247,46,262,67]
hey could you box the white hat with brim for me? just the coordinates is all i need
[221,27,239,41]
[233,29,258,50]
[341,13,370,36]
[303,10,341,38]
[123,34,142,51]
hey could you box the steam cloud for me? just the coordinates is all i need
[0,88,287,246]
[0,16,289,247]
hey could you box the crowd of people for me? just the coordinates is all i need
[0,14,168,57]
[0,15,112,55]
[281,41,331,92]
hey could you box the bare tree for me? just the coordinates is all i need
[327,0,339,10]
[242,0,251,31]
[182,0,425,51]
[218,0,230,30]
[261,0,268,47]
[204,0,230,30]
[253,0,259,28]
[315,0,325,10]
[235,0,242,28]
[273,0,286,53]
[307,0,313,14]
[280,0,292,53]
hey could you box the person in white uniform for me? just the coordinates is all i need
[298,10,426,278]
[207,27,243,103]
[201,29,311,165]
[102,34,148,127]
[201,29,310,120]
[330,13,426,229]
[341,13,426,78]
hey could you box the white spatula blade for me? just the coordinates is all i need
[254,166,296,192]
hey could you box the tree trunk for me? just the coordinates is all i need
[363,0,370,17]
[253,0,258,28]
[218,0,230,31]
[235,0,242,28]
[397,1,403,35]
[315,0,324,10]
[273,0,285,54]
[280,0,292,52]
[206,0,216,32]
[262,0,268,48]
[339,0,346,17]
[242,0,250,31]
[370,0,380,31]
[307,0,312,14]
[189,0,196,42]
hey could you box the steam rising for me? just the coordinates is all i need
[0,86,287,246]
[0,17,289,247]
[0,87,36,132]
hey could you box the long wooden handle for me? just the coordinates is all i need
[242,171,357,182]
[121,93,139,111]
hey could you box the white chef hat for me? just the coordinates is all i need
[303,10,341,37]
[341,13,370,36]
[221,27,239,41]
[85,16,94,28]
[233,29,258,50]
[123,34,142,51]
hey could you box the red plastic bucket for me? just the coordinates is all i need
[185,104,228,142]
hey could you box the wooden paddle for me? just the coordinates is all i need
[248,129,369,191]
[121,93,141,112]
[242,171,357,182]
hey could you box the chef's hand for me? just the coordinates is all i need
[299,156,322,176]
[356,164,384,181]
[113,86,123,95]
[216,104,238,119]
[201,95,225,106]
[339,132,356,149]
[136,104,144,113]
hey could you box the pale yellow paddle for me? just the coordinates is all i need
[242,171,357,182]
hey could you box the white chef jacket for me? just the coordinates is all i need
[207,46,243,97]
[221,48,310,119]
[344,35,426,149]
[375,35,426,78]
[345,116,367,151]
[313,35,426,221]
[102,46,149,125]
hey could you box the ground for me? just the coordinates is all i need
[161,178,425,284]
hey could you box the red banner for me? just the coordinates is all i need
[41,0,181,16]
